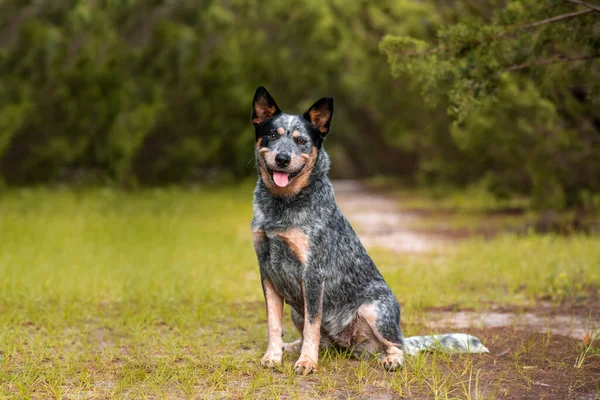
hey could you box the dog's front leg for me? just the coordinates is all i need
[253,229,284,368]
[294,269,324,375]
[260,278,284,368]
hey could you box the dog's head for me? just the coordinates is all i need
[252,86,333,197]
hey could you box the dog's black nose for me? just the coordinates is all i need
[275,153,291,168]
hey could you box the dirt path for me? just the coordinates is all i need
[423,310,599,341]
[334,180,450,253]
[333,180,599,341]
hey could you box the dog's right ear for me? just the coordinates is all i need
[304,97,333,137]
[252,87,281,127]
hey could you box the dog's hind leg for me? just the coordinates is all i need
[354,299,405,371]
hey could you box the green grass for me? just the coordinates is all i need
[376,234,600,311]
[0,186,598,398]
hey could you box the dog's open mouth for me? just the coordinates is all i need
[266,165,303,188]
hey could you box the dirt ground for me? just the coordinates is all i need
[334,180,450,254]
[332,180,600,399]
[267,326,600,400]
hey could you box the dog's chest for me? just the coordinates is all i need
[252,200,317,308]
[260,228,306,307]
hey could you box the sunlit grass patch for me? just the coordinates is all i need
[0,186,598,398]
[376,234,600,311]
[0,185,260,312]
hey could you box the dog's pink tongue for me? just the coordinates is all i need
[273,171,289,187]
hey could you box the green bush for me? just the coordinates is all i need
[0,0,424,185]
[1,0,598,210]
[380,0,600,208]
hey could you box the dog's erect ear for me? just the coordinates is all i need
[304,97,334,136]
[252,86,281,126]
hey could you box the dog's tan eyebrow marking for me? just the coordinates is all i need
[292,130,300,138]
[277,127,285,135]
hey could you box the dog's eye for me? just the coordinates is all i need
[296,137,307,145]
[268,133,277,140]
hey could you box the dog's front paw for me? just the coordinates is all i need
[294,356,318,375]
[282,340,302,354]
[261,352,282,368]
[379,351,404,371]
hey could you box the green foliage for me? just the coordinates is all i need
[0,0,433,185]
[381,0,600,208]
[1,0,599,209]
[0,88,31,177]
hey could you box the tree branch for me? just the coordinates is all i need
[504,54,600,72]
[564,0,600,12]
[519,8,593,30]
[399,7,593,57]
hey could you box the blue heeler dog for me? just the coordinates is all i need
[251,87,488,375]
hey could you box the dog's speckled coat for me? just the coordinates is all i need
[250,87,487,375]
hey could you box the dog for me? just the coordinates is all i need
[250,87,488,375]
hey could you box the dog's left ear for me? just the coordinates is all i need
[304,97,334,136]
[252,86,281,126]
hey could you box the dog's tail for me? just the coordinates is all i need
[403,333,489,356]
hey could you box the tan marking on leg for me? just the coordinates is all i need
[356,303,398,349]
[350,309,382,355]
[261,279,284,368]
[354,303,404,370]
[294,282,322,375]
[276,228,309,265]
[277,127,285,135]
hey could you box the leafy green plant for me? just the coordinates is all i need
[381,0,600,208]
